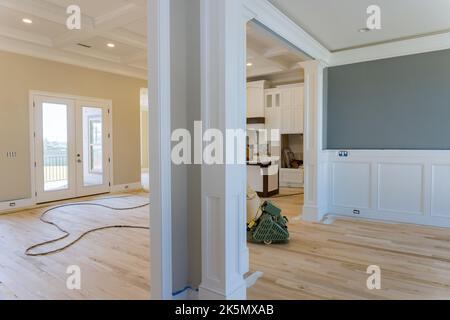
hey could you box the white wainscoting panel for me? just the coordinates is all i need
[431,165,450,218]
[326,150,450,228]
[377,163,424,215]
[331,162,371,209]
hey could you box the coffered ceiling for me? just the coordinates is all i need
[246,21,309,81]
[0,0,148,79]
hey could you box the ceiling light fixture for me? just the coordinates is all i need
[22,18,33,24]
[107,43,115,48]
[358,27,371,33]
[247,62,253,67]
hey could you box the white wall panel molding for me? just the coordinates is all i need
[199,0,248,300]
[326,150,450,228]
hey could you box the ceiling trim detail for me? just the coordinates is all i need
[329,31,450,66]
[0,0,147,79]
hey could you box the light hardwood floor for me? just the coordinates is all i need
[0,193,150,300]
[3,189,450,300]
[247,187,450,300]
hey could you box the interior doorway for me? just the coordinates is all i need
[32,92,112,203]
[245,19,314,298]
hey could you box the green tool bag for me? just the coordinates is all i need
[247,201,289,245]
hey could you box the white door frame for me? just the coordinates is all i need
[29,90,113,204]
[148,0,329,300]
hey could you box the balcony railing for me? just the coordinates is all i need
[44,155,68,183]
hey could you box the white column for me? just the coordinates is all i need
[148,0,173,299]
[199,0,250,300]
[299,60,329,222]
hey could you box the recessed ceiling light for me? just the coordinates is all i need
[107,43,115,48]
[247,62,253,67]
[22,18,33,24]
[358,27,371,33]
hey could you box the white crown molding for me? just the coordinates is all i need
[330,31,450,66]
[0,25,53,47]
[244,0,331,65]
[0,35,147,79]
[101,29,147,49]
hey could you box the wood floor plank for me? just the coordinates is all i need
[247,188,450,300]
[0,193,150,300]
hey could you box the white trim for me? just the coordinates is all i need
[110,182,143,193]
[0,35,147,80]
[0,198,34,215]
[148,0,173,300]
[243,0,330,64]
[330,32,450,66]
[198,0,248,300]
[326,150,450,228]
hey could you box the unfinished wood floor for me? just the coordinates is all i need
[3,189,450,300]
[247,187,450,300]
[0,193,150,300]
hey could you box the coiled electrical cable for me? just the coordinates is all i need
[25,197,150,257]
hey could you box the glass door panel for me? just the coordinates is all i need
[34,96,76,203]
[76,101,110,196]
[42,103,69,191]
[82,107,104,187]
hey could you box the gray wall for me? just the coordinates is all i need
[325,49,450,150]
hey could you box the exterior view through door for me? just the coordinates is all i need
[32,93,112,203]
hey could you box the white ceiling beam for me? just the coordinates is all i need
[100,29,147,49]
[263,47,290,59]
[0,25,52,47]
[0,0,65,25]
[247,47,290,71]
[63,46,121,64]
[0,34,147,79]
[0,0,94,28]
[247,66,285,78]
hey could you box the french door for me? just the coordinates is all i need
[33,94,111,203]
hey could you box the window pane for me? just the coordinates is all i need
[43,103,68,191]
[83,107,103,186]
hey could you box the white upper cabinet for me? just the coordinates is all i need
[265,83,304,134]
[264,88,281,131]
[247,80,268,118]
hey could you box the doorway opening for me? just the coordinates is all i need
[244,20,313,298]
[31,92,112,203]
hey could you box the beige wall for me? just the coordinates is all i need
[140,110,149,169]
[0,51,147,201]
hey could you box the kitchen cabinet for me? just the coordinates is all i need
[264,83,304,135]
[264,88,281,131]
[247,80,268,118]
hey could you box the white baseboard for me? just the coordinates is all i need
[0,198,34,215]
[110,182,143,193]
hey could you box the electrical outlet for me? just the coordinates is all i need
[6,151,17,158]
[338,151,349,158]
[353,209,360,215]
